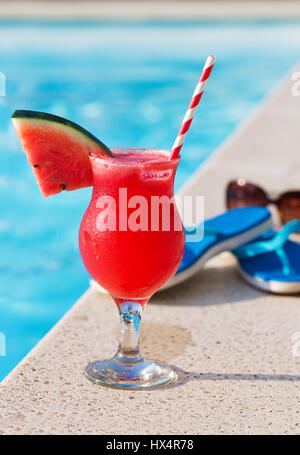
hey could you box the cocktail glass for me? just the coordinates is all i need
[79,148,185,389]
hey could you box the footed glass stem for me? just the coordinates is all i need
[85,299,176,389]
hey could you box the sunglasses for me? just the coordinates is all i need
[226,179,300,225]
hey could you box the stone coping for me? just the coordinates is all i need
[1,1,300,21]
[1,63,300,435]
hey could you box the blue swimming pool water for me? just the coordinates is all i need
[1,20,300,380]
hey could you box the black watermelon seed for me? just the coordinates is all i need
[61,184,67,190]
[33,164,39,168]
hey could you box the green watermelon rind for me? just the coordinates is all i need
[11,110,113,157]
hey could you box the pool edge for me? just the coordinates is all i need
[1,1,300,21]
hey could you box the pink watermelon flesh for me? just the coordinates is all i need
[12,115,112,197]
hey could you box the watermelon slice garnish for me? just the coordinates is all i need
[12,110,113,197]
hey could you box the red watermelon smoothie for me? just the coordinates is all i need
[79,147,185,389]
[79,148,184,299]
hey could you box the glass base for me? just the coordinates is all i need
[85,356,176,390]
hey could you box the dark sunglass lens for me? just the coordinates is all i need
[226,180,268,209]
[278,192,300,224]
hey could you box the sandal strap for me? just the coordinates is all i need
[234,220,300,260]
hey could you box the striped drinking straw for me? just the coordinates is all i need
[170,55,216,160]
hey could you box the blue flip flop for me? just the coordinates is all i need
[163,206,272,289]
[233,219,300,294]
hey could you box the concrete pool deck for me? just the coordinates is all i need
[1,65,300,434]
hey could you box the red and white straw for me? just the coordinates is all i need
[170,55,216,160]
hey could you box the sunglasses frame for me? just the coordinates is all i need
[226,180,300,224]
